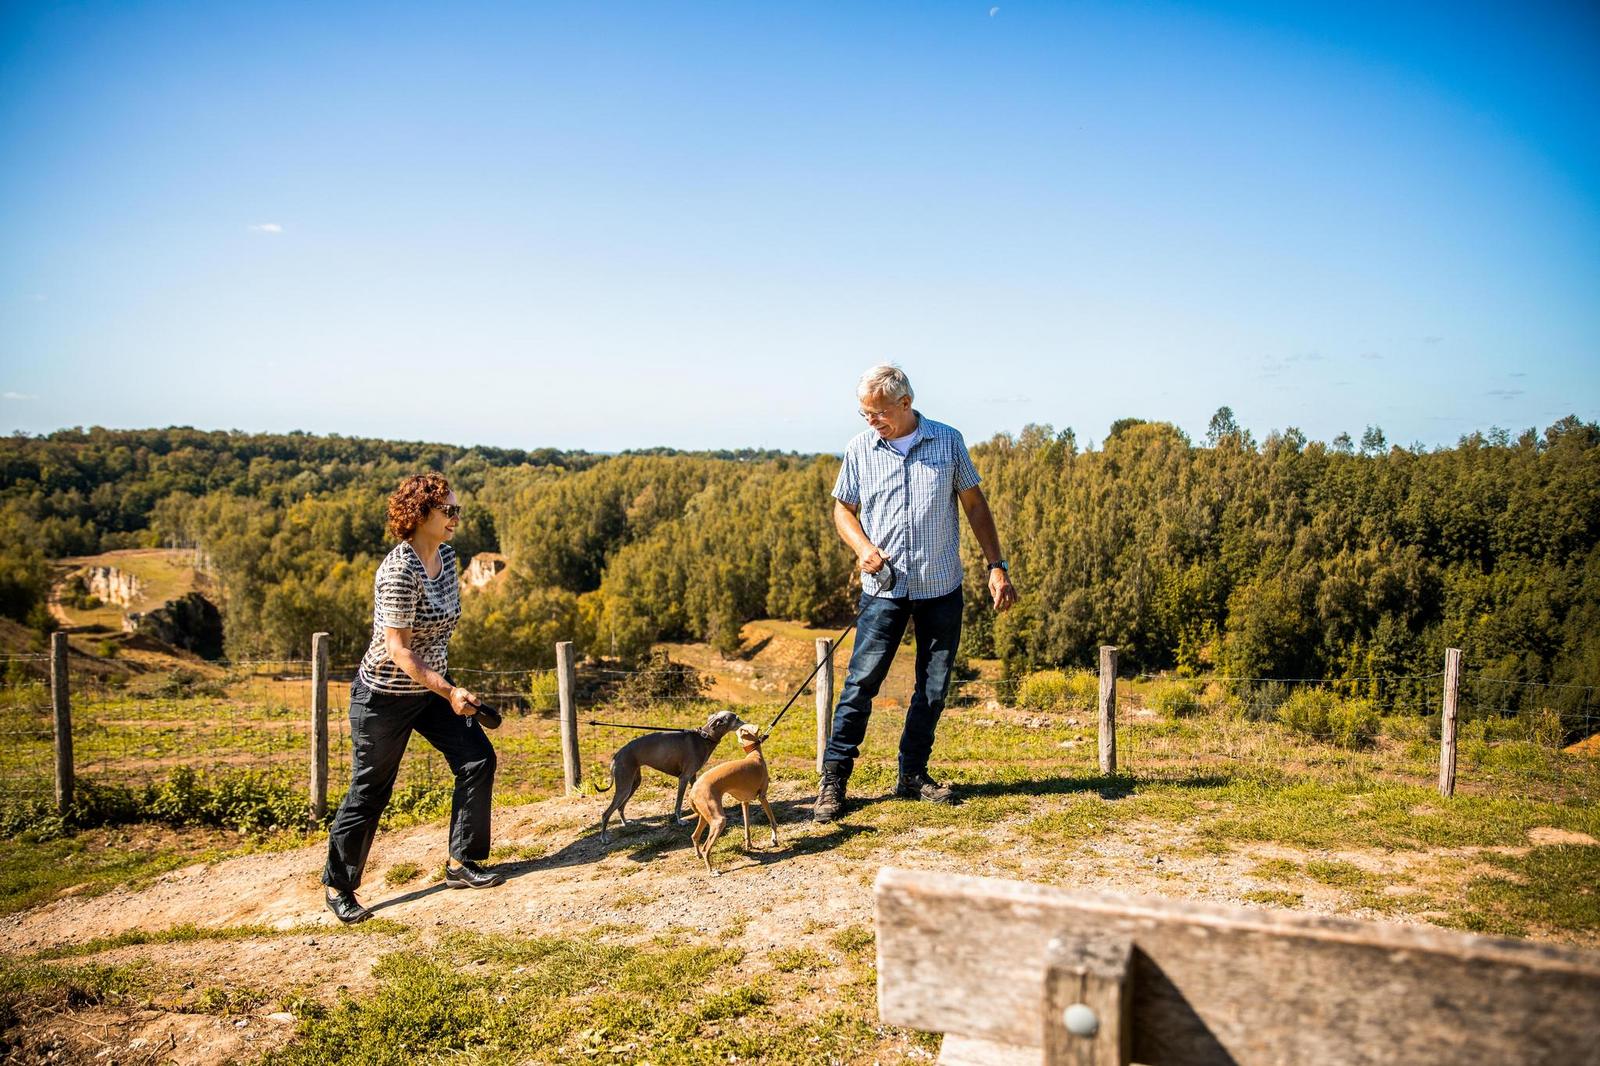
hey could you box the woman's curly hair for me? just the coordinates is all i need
[386,473,453,541]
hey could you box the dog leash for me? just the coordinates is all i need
[584,719,697,733]
[759,559,894,742]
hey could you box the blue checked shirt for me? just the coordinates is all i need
[832,413,982,600]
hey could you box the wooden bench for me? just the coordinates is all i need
[874,867,1600,1065]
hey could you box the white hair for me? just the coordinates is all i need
[857,364,914,403]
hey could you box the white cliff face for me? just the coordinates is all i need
[86,566,144,608]
[463,552,508,590]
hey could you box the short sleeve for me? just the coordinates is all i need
[373,557,419,629]
[832,448,861,506]
[953,432,981,493]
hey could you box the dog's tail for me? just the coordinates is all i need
[590,759,614,793]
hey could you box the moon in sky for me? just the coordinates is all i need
[989,5,999,14]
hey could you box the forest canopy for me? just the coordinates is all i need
[2,417,1595,707]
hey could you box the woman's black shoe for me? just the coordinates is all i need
[445,860,505,889]
[325,889,372,924]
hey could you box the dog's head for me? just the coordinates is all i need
[735,723,763,751]
[702,709,746,739]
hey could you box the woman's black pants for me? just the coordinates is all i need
[322,674,496,892]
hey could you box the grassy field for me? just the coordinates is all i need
[1,641,1596,1063]
[52,548,204,630]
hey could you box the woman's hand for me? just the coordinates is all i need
[449,686,481,717]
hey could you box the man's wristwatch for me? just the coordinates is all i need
[987,559,1009,574]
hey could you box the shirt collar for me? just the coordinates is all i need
[872,411,926,453]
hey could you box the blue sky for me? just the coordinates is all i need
[2,0,1597,453]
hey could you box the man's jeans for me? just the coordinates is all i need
[823,587,963,777]
[323,674,497,891]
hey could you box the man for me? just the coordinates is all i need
[814,364,1017,822]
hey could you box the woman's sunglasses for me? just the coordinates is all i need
[434,504,463,520]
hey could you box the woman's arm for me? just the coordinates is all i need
[384,626,480,715]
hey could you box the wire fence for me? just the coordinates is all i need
[2,641,1595,819]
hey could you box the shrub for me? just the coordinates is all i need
[527,670,559,713]
[1148,681,1202,718]
[143,767,305,833]
[617,652,707,706]
[1064,669,1099,710]
[1018,668,1098,711]
[1016,670,1068,710]
[1277,689,1380,747]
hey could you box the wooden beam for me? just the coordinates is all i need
[876,867,1600,1065]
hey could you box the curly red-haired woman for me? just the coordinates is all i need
[322,474,502,923]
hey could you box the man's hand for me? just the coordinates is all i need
[857,545,889,575]
[449,686,481,717]
[988,567,1017,612]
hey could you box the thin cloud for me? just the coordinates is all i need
[3,391,38,401]
[1422,336,1444,345]
[1359,351,1383,361]
[1487,388,1525,400]
[249,222,284,234]
[1509,372,1528,379]
[23,294,47,303]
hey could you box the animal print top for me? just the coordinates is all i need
[357,542,461,695]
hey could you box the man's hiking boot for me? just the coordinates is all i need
[813,762,851,823]
[895,770,956,805]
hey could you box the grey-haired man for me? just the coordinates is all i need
[814,364,1017,822]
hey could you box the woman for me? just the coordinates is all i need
[323,473,502,924]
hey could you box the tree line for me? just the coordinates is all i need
[2,417,1595,726]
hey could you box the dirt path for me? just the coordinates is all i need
[4,778,1594,1064]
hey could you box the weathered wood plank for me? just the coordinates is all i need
[1044,935,1132,1065]
[876,867,1600,1066]
[940,1034,1039,1066]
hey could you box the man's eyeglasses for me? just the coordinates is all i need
[434,504,463,520]
[859,404,901,422]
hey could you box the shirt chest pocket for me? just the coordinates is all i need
[907,453,953,500]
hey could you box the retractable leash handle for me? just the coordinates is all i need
[471,701,503,729]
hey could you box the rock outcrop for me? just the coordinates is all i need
[464,552,508,590]
[86,566,144,608]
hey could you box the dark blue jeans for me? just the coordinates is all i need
[824,587,963,777]
[323,674,497,892]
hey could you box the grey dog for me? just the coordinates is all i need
[596,709,746,843]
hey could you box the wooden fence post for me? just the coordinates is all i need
[310,632,330,826]
[816,638,834,773]
[1438,647,1461,799]
[557,641,580,795]
[1098,646,1117,775]
[50,631,72,816]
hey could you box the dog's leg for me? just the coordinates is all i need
[758,790,779,847]
[613,766,642,831]
[742,802,753,848]
[673,775,693,825]
[599,760,628,843]
[702,812,727,875]
[690,804,708,857]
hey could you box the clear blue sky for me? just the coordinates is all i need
[3,0,1597,453]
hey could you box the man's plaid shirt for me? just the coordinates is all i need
[831,413,982,600]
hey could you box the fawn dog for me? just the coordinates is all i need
[688,723,777,876]
[597,709,744,843]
